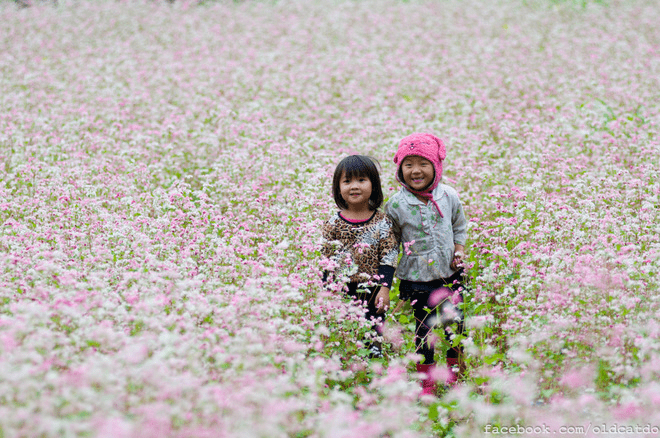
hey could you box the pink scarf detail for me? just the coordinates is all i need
[395,172,444,218]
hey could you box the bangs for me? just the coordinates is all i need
[339,156,373,180]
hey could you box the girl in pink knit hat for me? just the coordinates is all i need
[384,133,468,396]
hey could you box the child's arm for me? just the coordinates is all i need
[375,212,400,313]
[451,191,468,270]
[320,219,337,284]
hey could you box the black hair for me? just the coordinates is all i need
[332,155,384,211]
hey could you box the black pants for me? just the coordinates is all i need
[346,282,384,336]
[401,271,466,365]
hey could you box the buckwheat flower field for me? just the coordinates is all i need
[1,0,659,436]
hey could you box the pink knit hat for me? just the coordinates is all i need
[394,133,447,216]
[394,132,446,185]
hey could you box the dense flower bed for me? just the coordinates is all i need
[1,0,659,436]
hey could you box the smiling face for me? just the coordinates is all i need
[401,155,435,191]
[332,155,383,212]
[339,171,373,211]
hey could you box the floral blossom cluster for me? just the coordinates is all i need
[1,0,659,437]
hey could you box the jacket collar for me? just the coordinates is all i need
[400,184,445,205]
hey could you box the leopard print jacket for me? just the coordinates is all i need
[321,211,399,285]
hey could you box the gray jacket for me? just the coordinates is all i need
[385,184,467,282]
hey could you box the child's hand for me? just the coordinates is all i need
[451,249,465,270]
[375,287,390,314]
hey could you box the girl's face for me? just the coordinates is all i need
[401,155,434,191]
[339,172,373,211]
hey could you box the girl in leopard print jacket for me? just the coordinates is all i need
[321,155,399,355]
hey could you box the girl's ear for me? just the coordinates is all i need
[432,135,446,161]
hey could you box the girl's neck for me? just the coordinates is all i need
[340,208,375,221]
[414,194,429,204]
